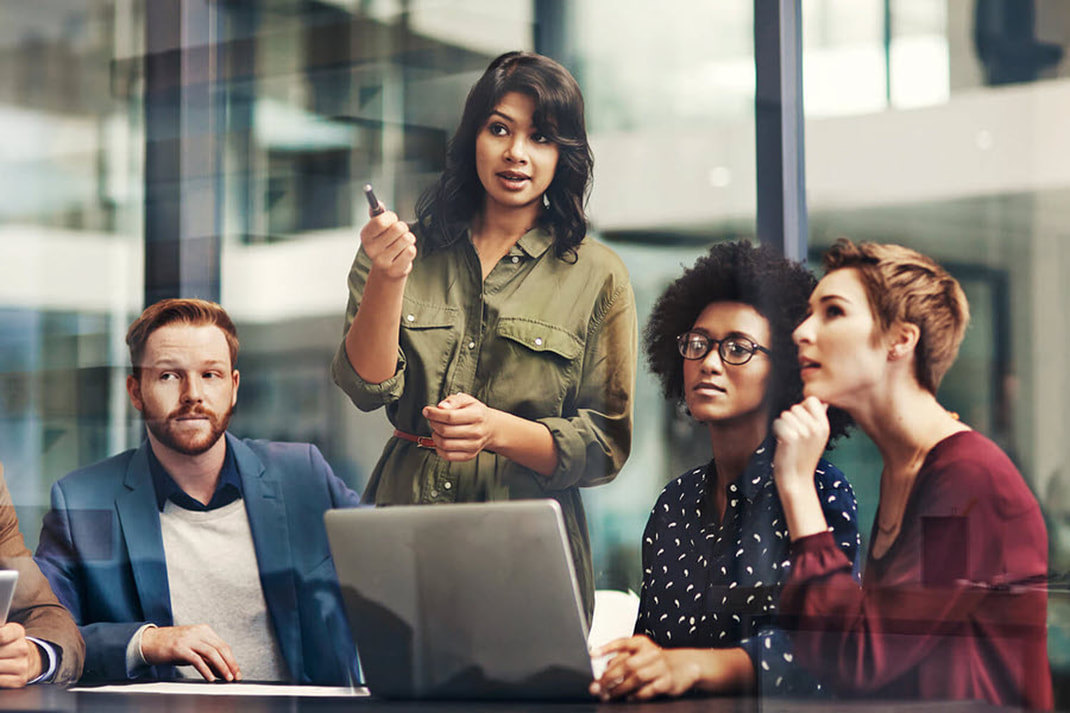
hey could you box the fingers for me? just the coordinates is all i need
[430,439,481,462]
[774,397,829,442]
[358,209,402,243]
[598,652,666,700]
[0,623,24,647]
[591,636,640,658]
[188,637,240,682]
[360,212,416,276]
[0,625,33,688]
[631,677,672,701]
[595,637,663,700]
[143,625,241,682]
[424,393,477,419]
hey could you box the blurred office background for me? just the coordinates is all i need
[2,0,1070,695]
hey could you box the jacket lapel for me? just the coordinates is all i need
[229,435,303,681]
[116,443,173,626]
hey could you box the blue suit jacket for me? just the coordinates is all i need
[34,434,362,684]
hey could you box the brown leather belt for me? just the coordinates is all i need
[393,429,435,449]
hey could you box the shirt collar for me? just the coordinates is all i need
[699,435,776,509]
[514,226,554,259]
[737,437,775,500]
[148,439,242,512]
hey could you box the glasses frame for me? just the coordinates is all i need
[676,331,772,366]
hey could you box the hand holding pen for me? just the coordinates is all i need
[360,184,416,280]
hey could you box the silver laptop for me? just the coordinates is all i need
[325,500,594,700]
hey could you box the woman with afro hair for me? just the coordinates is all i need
[591,240,858,701]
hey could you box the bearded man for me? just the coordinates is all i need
[34,299,361,685]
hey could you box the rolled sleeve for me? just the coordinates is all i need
[537,281,636,491]
[330,340,406,412]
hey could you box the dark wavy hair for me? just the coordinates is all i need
[415,51,592,259]
[644,240,850,442]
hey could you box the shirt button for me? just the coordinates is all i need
[534,337,543,346]
[468,341,476,349]
[511,256,519,264]
[430,489,439,498]
[443,481,452,490]
[406,314,415,322]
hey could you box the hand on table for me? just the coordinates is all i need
[589,635,700,701]
[140,624,241,682]
[0,622,43,688]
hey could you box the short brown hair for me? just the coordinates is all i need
[823,239,969,394]
[127,298,239,378]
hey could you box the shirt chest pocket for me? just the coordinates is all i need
[483,317,583,420]
[398,299,461,399]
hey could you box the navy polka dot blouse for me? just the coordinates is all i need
[633,438,860,696]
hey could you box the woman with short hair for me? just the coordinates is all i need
[773,239,1051,708]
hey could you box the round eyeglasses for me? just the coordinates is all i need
[676,331,771,365]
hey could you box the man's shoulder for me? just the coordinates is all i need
[232,437,317,465]
[230,437,330,483]
[55,448,141,493]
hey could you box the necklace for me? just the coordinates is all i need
[875,444,928,537]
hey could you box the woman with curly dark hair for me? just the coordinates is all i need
[331,52,636,618]
[591,240,858,701]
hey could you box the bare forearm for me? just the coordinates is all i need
[489,411,559,477]
[688,647,755,694]
[345,269,407,384]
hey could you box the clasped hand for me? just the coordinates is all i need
[588,635,700,701]
[361,209,416,280]
[0,622,42,688]
[772,396,830,490]
[422,393,500,461]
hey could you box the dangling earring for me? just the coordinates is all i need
[542,193,551,210]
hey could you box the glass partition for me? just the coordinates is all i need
[803,0,1070,701]
[0,0,144,545]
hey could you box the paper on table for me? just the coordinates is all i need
[71,682,370,697]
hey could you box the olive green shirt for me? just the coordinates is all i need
[331,227,637,615]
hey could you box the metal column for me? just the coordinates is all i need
[754,0,807,261]
[143,0,222,305]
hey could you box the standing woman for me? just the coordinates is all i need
[331,52,637,617]
[591,242,859,701]
[773,240,1051,708]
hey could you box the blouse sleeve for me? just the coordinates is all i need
[814,462,862,579]
[632,506,659,637]
[538,278,637,491]
[330,245,407,412]
[739,461,860,696]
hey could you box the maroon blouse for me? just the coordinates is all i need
[780,430,1051,709]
